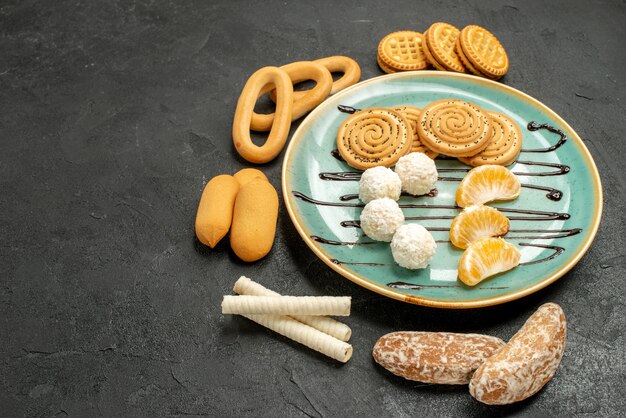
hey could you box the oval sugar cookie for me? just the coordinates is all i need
[469,303,567,405]
[373,331,506,384]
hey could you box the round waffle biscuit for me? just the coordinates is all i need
[377,31,429,72]
[459,25,509,79]
[424,23,466,73]
[337,108,413,169]
[392,106,438,158]
[417,99,492,157]
[459,111,522,166]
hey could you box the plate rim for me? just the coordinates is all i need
[281,71,603,309]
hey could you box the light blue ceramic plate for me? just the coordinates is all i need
[282,72,602,308]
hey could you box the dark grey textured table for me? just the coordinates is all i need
[1,0,625,416]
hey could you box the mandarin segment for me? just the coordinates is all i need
[456,165,521,207]
[450,205,510,249]
[458,238,521,286]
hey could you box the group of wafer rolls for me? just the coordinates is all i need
[233,56,361,164]
[222,276,353,363]
[336,98,522,170]
[377,23,509,80]
[373,303,567,405]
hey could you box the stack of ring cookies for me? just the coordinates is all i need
[377,23,509,80]
[336,99,522,169]
[233,56,361,164]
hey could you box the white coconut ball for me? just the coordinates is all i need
[360,198,405,242]
[359,166,402,203]
[395,152,438,196]
[390,224,437,269]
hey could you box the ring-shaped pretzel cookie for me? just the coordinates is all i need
[270,56,361,102]
[233,66,293,163]
[417,99,491,157]
[251,61,332,131]
[336,108,412,170]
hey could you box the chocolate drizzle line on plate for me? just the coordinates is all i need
[387,282,509,291]
[522,122,567,153]
[310,228,582,246]
[330,259,384,266]
[330,152,570,177]
[339,190,438,201]
[292,191,570,220]
[518,243,565,265]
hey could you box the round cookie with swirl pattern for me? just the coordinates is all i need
[392,106,438,159]
[337,108,412,170]
[417,99,492,157]
[459,111,522,166]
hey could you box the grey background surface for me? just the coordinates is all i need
[1,0,625,416]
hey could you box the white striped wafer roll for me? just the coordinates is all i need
[242,313,353,363]
[222,295,351,316]
[233,276,352,341]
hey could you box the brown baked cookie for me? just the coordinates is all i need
[424,22,466,73]
[459,25,509,79]
[459,111,522,166]
[377,31,429,73]
[392,106,438,158]
[417,99,492,157]
[470,303,567,405]
[373,331,506,384]
[336,108,412,169]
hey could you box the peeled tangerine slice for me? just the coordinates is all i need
[450,205,510,249]
[458,238,521,286]
[456,165,521,208]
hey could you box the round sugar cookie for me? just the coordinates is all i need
[392,106,438,159]
[417,99,491,157]
[459,111,522,166]
[424,23,466,73]
[377,31,429,73]
[337,108,412,170]
[459,25,509,79]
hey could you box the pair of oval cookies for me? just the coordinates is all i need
[373,303,567,405]
[377,23,509,80]
[195,168,278,262]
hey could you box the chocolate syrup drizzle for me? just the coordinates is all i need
[522,122,567,153]
[292,191,570,221]
[296,118,579,279]
[387,282,509,291]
